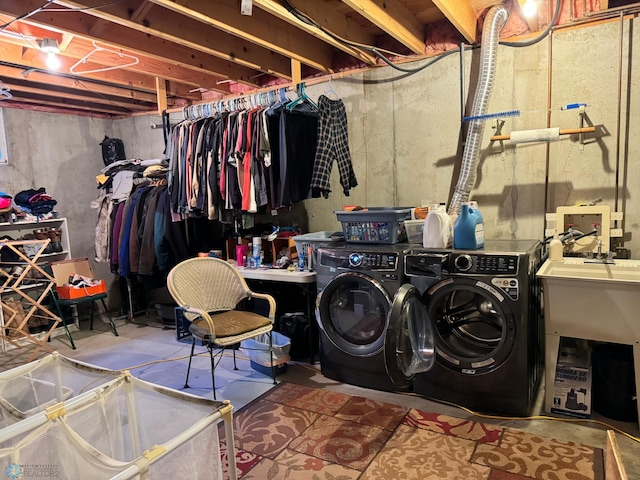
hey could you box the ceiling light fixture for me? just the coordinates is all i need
[38,38,61,70]
[522,0,538,18]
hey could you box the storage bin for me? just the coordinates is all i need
[250,360,288,377]
[243,332,291,368]
[404,219,425,244]
[335,207,412,244]
[292,231,344,269]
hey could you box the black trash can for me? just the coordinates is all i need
[592,343,637,422]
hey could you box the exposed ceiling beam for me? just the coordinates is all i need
[340,0,426,55]
[0,77,155,111]
[0,41,199,100]
[253,0,377,65]
[57,0,293,79]
[5,92,135,115]
[431,0,478,43]
[148,0,334,73]
[0,63,159,103]
[62,38,233,95]
[0,2,263,86]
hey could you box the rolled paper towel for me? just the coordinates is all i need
[510,127,560,144]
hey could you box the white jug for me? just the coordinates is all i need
[423,203,452,248]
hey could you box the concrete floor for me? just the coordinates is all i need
[3,316,639,478]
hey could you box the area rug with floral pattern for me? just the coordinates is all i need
[219,382,605,480]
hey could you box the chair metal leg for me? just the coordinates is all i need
[89,302,95,330]
[100,298,119,336]
[233,348,238,370]
[184,338,196,389]
[209,344,217,400]
[269,332,276,385]
[50,295,76,350]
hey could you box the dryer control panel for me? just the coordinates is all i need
[451,253,519,275]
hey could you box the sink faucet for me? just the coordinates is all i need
[585,239,615,264]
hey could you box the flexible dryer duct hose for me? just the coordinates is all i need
[449,4,509,216]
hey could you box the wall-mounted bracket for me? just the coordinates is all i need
[493,119,506,153]
[545,205,623,254]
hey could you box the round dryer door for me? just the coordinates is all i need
[316,272,390,356]
[425,277,516,374]
[385,284,435,387]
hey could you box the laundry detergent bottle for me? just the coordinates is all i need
[453,202,484,249]
[548,231,563,261]
[423,203,452,248]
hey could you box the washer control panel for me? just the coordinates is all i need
[347,252,399,270]
[450,253,519,275]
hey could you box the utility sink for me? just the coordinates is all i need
[537,258,640,284]
[537,257,640,424]
[536,258,640,341]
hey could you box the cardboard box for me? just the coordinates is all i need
[551,349,592,418]
[56,280,107,299]
[50,258,107,300]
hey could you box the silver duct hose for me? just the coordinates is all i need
[449,5,509,216]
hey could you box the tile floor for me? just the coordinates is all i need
[2,316,639,478]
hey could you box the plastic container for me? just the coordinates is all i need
[548,231,563,261]
[404,219,425,244]
[335,207,412,244]
[453,203,484,250]
[293,231,345,270]
[422,203,452,248]
[243,332,291,368]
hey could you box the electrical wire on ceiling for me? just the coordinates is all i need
[279,0,562,75]
[0,0,124,32]
[501,0,562,47]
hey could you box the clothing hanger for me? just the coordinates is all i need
[70,41,139,75]
[0,82,12,100]
[267,87,291,114]
[324,77,339,100]
[286,83,317,111]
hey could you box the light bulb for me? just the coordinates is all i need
[522,0,538,18]
[45,51,61,70]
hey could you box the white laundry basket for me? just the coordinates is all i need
[0,374,236,480]
[0,352,120,428]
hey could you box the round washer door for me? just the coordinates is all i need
[425,277,516,374]
[316,272,391,356]
[384,284,435,387]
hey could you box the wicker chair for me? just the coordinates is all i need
[167,257,277,399]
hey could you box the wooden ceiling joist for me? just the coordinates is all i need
[0,0,526,117]
[0,78,155,111]
[0,63,158,103]
[148,0,334,73]
[60,0,294,79]
[5,92,135,116]
[0,2,263,86]
[432,0,478,43]
[341,0,426,55]
[0,41,199,101]
[253,0,378,65]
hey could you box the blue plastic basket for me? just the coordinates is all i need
[335,207,412,244]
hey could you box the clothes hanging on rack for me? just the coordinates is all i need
[91,191,113,263]
[167,89,320,218]
[279,101,319,207]
[311,95,358,198]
